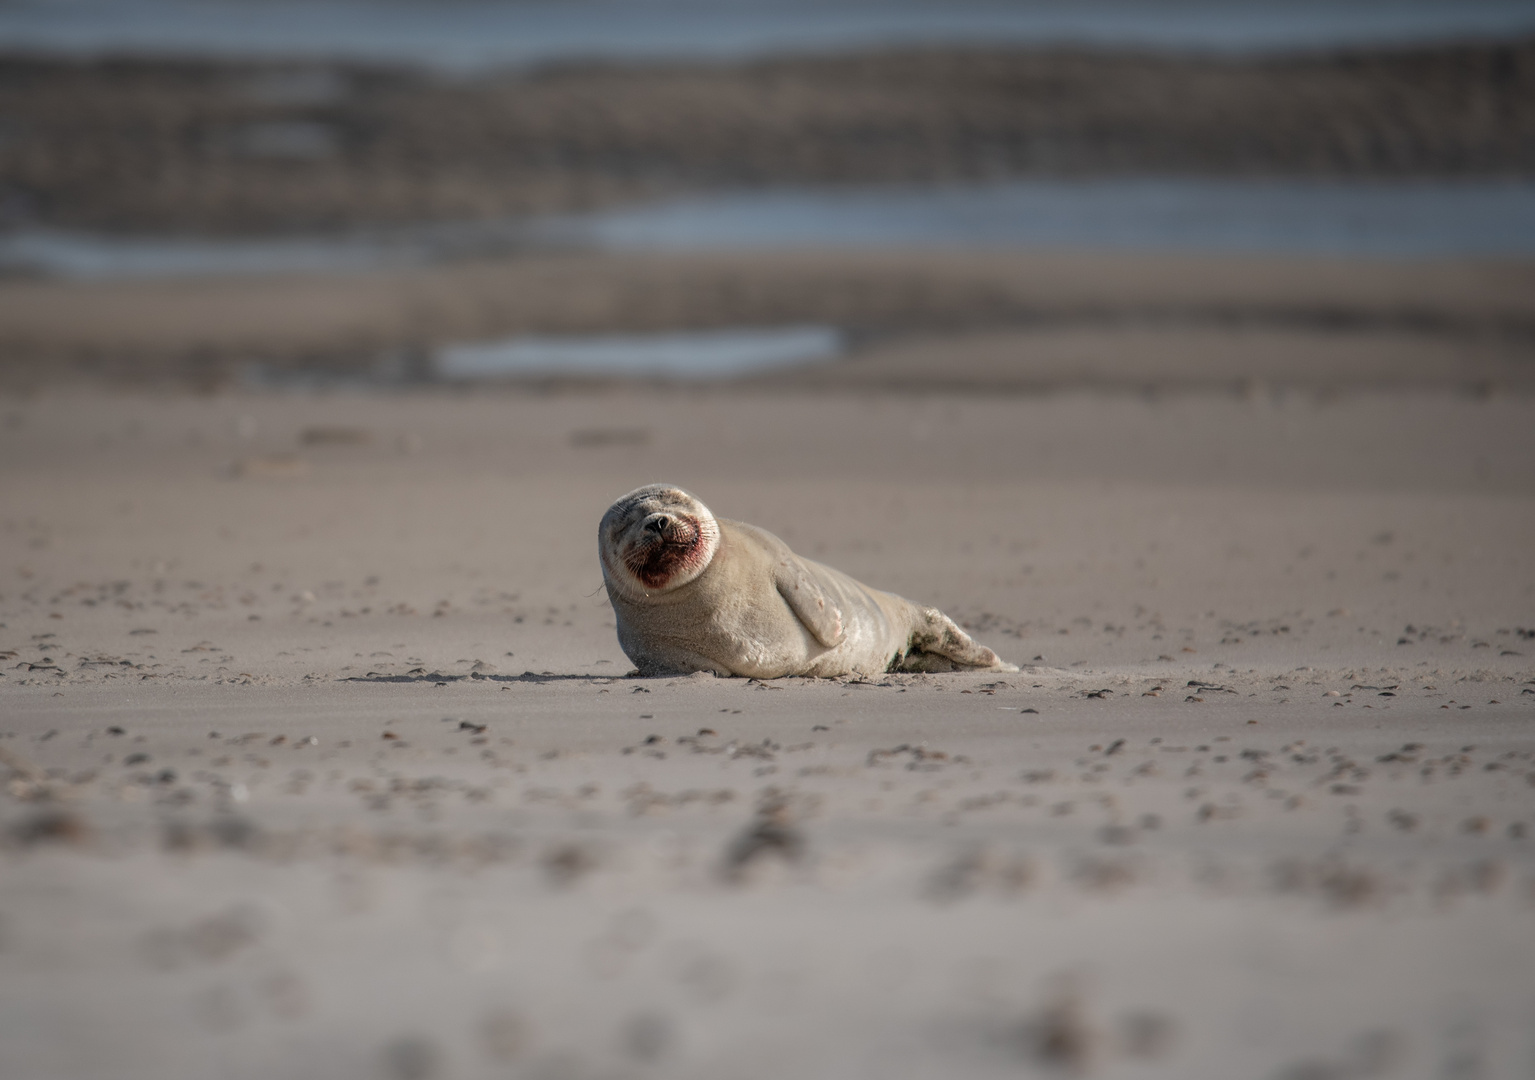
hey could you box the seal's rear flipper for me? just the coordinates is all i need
[893,651,966,673]
[899,607,1019,673]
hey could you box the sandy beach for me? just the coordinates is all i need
[2,22,1534,1079]
[1,384,1532,1078]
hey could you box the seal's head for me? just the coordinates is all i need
[599,484,721,599]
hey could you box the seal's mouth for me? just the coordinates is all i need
[623,512,708,590]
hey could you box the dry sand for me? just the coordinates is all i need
[1,386,1532,1079]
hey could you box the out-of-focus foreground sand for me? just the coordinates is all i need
[1,378,1532,1079]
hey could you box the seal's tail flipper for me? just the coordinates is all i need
[899,607,1019,673]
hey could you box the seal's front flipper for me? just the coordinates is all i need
[775,558,846,649]
[902,607,1018,672]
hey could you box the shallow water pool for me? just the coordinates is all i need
[434,325,844,380]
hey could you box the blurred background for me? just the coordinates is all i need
[0,0,1531,390]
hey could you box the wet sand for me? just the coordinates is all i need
[2,248,1533,392]
[1,388,1532,1078]
[2,40,1532,233]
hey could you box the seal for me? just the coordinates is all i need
[599,484,1019,678]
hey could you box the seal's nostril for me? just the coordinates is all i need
[646,516,670,535]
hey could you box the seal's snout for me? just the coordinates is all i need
[601,484,721,597]
[622,511,709,589]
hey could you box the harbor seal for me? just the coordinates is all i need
[599,484,1018,678]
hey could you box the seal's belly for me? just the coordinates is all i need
[612,578,813,678]
[797,589,907,677]
[703,584,818,678]
[694,576,900,679]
